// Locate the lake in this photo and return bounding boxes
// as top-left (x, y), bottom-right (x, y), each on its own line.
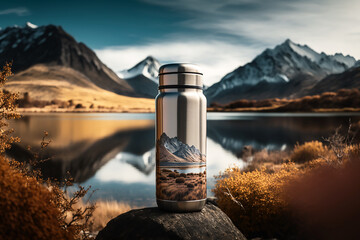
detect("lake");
top-left (8, 112), bottom-right (360, 207)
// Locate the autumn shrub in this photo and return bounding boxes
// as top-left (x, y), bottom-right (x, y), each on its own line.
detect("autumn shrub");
top-left (290, 141), bottom-right (329, 163)
top-left (213, 163), bottom-right (303, 238)
top-left (0, 156), bottom-right (73, 239)
top-left (214, 125), bottom-right (360, 239)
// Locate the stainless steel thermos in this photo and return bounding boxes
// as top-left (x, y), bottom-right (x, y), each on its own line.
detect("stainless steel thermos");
top-left (155, 63), bottom-right (207, 212)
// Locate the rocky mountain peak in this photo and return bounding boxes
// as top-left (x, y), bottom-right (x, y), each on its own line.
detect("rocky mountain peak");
top-left (0, 23), bottom-right (136, 96)
top-left (205, 39), bottom-right (357, 104)
top-left (119, 55), bottom-right (160, 83)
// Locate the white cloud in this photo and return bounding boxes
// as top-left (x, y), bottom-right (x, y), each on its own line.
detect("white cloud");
top-left (185, 0), bottom-right (360, 59)
top-left (95, 39), bottom-right (259, 86)
top-left (143, 0), bottom-right (360, 59)
top-left (0, 7), bottom-right (29, 16)
top-left (96, 0), bottom-right (360, 86)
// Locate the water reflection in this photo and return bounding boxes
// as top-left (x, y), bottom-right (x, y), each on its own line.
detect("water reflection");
top-left (208, 114), bottom-right (360, 158)
top-left (7, 113), bottom-right (360, 206)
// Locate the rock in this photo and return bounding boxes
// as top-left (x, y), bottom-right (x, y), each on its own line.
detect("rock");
top-left (96, 201), bottom-right (246, 240)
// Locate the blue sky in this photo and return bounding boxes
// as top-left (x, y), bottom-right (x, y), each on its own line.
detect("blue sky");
top-left (1, 0), bottom-right (360, 85)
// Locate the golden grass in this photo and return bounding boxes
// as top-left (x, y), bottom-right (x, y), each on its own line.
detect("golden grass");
top-left (72, 200), bottom-right (133, 233)
top-left (291, 141), bottom-right (329, 163)
top-left (6, 64), bottom-right (155, 113)
top-left (213, 139), bottom-right (360, 239)
top-left (214, 163), bottom-right (302, 238)
top-left (209, 88), bottom-right (360, 112)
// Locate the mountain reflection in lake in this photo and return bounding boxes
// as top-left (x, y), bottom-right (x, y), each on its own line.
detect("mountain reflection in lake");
top-left (8, 112), bottom-right (360, 207)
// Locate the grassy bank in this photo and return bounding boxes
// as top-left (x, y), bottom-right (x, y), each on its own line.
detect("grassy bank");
top-left (213, 126), bottom-right (360, 239)
top-left (209, 88), bottom-right (360, 112)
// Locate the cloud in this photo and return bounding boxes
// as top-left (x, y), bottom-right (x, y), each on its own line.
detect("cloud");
top-left (95, 38), bottom-right (260, 86)
top-left (96, 0), bottom-right (360, 86)
top-left (143, 0), bottom-right (360, 59)
top-left (0, 7), bottom-right (30, 16)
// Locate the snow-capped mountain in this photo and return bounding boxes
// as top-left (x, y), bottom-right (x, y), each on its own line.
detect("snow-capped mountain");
top-left (158, 133), bottom-right (205, 163)
top-left (118, 56), bottom-right (160, 98)
top-left (118, 56), bottom-right (160, 83)
top-left (205, 39), bottom-right (357, 104)
top-left (0, 22), bottom-right (142, 97)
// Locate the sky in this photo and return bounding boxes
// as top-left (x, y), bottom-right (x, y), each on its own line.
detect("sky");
top-left (1, 0), bottom-right (360, 85)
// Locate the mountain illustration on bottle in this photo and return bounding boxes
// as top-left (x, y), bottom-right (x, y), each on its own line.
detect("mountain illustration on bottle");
top-left (157, 133), bottom-right (206, 163)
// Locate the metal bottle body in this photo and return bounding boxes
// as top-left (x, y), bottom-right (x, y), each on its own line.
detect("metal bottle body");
top-left (155, 64), bottom-right (206, 212)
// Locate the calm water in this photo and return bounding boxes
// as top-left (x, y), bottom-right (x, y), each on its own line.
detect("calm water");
top-left (8, 112), bottom-right (360, 207)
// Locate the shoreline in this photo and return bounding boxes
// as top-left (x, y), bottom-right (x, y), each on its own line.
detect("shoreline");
top-left (207, 107), bottom-right (360, 113)
top-left (17, 107), bottom-right (155, 114)
top-left (16, 107), bottom-right (360, 114)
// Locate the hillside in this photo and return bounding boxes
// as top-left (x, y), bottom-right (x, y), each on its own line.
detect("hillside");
top-left (205, 39), bottom-right (357, 105)
top-left (5, 64), bottom-right (154, 112)
top-left (209, 88), bottom-right (360, 112)
top-left (0, 23), bottom-right (138, 96)
top-left (307, 66), bottom-right (360, 95)
top-left (0, 23), bottom-right (156, 111)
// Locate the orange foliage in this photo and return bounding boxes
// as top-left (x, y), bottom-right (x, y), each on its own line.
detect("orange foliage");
top-left (0, 156), bottom-right (73, 239)
top-left (213, 163), bottom-right (302, 238)
top-left (291, 141), bottom-right (329, 163)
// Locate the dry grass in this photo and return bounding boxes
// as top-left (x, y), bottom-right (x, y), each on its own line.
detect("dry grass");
top-left (6, 64), bottom-right (154, 112)
top-left (214, 163), bottom-right (302, 239)
top-left (290, 141), bottom-right (329, 163)
top-left (209, 88), bottom-right (360, 112)
top-left (73, 200), bottom-right (132, 233)
top-left (214, 128), bottom-right (360, 239)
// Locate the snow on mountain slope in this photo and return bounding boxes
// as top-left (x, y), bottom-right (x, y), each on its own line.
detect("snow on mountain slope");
top-left (118, 56), bottom-right (160, 83)
top-left (331, 53), bottom-right (356, 68)
top-left (287, 39), bottom-right (355, 71)
top-left (26, 22), bottom-right (38, 29)
top-left (287, 40), bottom-right (321, 63)
top-left (205, 39), bottom-right (357, 104)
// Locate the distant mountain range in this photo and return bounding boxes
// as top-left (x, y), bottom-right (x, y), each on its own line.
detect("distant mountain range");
top-left (0, 22), bottom-right (158, 104)
top-left (1, 22), bottom-right (359, 106)
top-left (158, 133), bottom-right (205, 163)
top-left (205, 39), bottom-right (359, 105)
top-left (0, 22), bottom-right (136, 95)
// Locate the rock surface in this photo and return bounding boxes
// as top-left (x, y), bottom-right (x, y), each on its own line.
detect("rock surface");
top-left (96, 201), bottom-right (246, 240)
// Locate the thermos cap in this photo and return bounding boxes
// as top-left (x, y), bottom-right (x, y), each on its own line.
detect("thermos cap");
top-left (159, 63), bottom-right (202, 76)
top-left (158, 63), bottom-right (203, 89)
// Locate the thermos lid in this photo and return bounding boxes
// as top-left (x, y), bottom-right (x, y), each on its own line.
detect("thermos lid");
top-left (159, 63), bottom-right (202, 75)
top-left (158, 63), bottom-right (203, 89)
